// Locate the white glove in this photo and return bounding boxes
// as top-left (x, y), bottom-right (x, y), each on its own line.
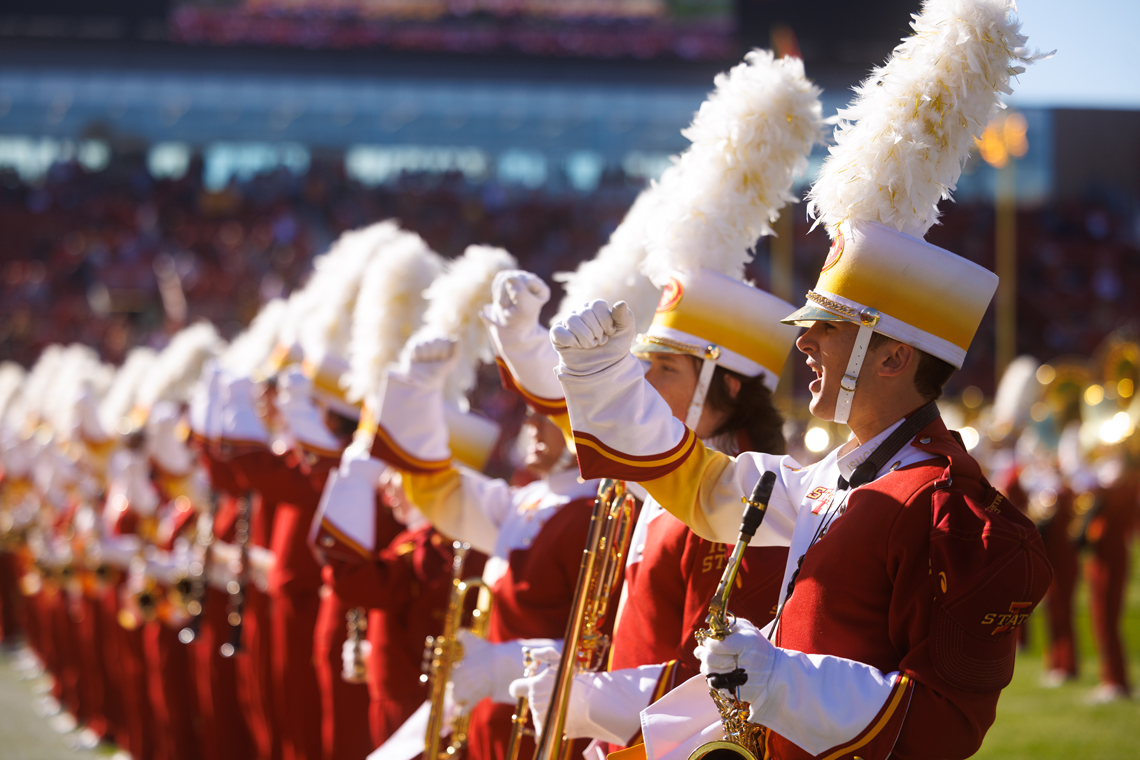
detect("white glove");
top-left (489, 271), bottom-right (550, 331)
top-left (189, 361), bottom-right (222, 440)
top-left (340, 445), bottom-right (388, 487)
top-left (550, 300), bottom-right (636, 378)
top-left (219, 374), bottom-right (269, 444)
top-left (694, 617), bottom-right (773, 710)
top-left (276, 367), bottom-right (340, 452)
top-left (449, 633), bottom-right (557, 715)
top-left (401, 337), bottom-right (459, 390)
top-left (509, 655), bottom-right (660, 745)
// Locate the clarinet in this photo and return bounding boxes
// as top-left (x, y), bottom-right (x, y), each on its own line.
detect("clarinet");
top-left (178, 490), bottom-right (219, 645)
top-left (220, 493), bottom-right (251, 658)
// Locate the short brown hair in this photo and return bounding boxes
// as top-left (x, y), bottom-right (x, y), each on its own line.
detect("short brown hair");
top-left (868, 332), bottom-right (955, 402)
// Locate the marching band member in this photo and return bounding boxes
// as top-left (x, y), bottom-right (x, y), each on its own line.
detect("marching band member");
top-left (505, 48), bottom-right (820, 754)
top-left (312, 223), bottom-right (444, 756)
top-left (309, 226), bottom-right (447, 750)
top-left (549, 4), bottom-right (1052, 759)
top-left (357, 244), bottom-right (613, 760)
top-left (1074, 332), bottom-right (1139, 702)
top-left (216, 223), bottom-right (395, 760)
top-left (191, 299), bottom-right (290, 760)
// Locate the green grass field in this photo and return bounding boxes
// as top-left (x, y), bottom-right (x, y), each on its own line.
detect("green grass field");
top-left (973, 546), bottom-right (1140, 759)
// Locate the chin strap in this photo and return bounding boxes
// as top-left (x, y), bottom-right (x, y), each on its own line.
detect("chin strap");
top-left (684, 346), bottom-right (721, 432)
top-left (832, 310), bottom-right (881, 426)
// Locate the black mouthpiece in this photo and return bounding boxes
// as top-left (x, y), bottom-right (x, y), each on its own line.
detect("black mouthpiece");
top-left (740, 471), bottom-right (776, 540)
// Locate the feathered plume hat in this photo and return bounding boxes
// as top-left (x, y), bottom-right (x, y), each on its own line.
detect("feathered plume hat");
top-left (221, 298), bottom-right (289, 380)
top-left (99, 347), bottom-right (158, 438)
top-left (404, 244), bottom-right (518, 407)
top-left (552, 176), bottom-right (672, 335)
top-left (631, 49), bottom-right (823, 427)
top-left (786, 0), bottom-right (1047, 423)
top-left (134, 322), bottom-right (225, 417)
top-left (344, 230), bottom-right (444, 406)
top-left (300, 221), bottom-right (399, 417)
top-left (394, 244), bottom-right (516, 469)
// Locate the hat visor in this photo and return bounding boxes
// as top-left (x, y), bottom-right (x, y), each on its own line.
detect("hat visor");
top-left (631, 336), bottom-right (697, 361)
top-left (780, 302), bottom-right (860, 327)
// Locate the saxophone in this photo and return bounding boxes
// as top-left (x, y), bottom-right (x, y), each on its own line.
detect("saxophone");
top-left (342, 607), bottom-right (369, 684)
top-left (174, 491), bottom-right (218, 644)
top-left (220, 494), bottom-right (251, 658)
top-left (422, 541), bottom-right (493, 760)
top-left (687, 472), bottom-right (776, 760)
top-left (507, 478), bottom-right (635, 760)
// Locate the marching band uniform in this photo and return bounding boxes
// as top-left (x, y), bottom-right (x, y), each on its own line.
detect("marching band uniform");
top-left (552, 226), bottom-right (1052, 760)
top-left (223, 368), bottom-right (344, 760)
top-left (1084, 457), bottom-right (1137, 698)
top-left (486, 267), bottom-right (798, 751)
top-left (503, 45), bottom-right (824, 750)
top-left (323, 504), bottom-right (488, 746)
top-left (304, 359), bottom-right (375, 760)
top-left (103, 444), bottom-right (159, 760)
top-left (549, 4), bottom-right (1054, 750)
top-left (361, 333), bottom-right (605, 760)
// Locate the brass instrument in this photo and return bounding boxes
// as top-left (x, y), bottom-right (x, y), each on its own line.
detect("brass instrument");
top-left (512, 478), bottom-right (634, 760)
top-left (688, 472), bottom-right (776, 760)
top-left (422, 541), bottom-right (493, 760)
top-left (221, 494), bottom-right (251, 658)
top-left (176, 491), bottom-right (219, 644)
top-left (342, 607), bottom-right (369, 684)
top-left (119, 571), bottom-right (162, 629)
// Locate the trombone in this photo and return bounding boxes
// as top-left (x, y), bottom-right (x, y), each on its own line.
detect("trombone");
top-left (507, 478), bottom-right (635, 760)
top-left (688, 472), bottom-right (776, 760)
top-left (422, 541), bottom-right (492, 760)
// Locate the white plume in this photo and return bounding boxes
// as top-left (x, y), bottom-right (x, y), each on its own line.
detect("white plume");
top-left (552, 178), bottom-right (670, 334)
top-left (0, 363), bottom-right (25, 426)
top-left (99, 347), bottom-right (158, 435)
top-left (221, 298), bottom-right (289, 378)
top-left (47, 345), bottom-right (108, 438)
top-left (807, 0), bottom-right (1048, 237)
top-left (345, 230), bottom-right (444, 404)
top-left (20, 345), bottom-right (65, 431)
top-left (136, 323), bottom-right (225, 410)
top-left (642, 49), bottom-right (824, 286)
top-left (405, 244), bottom-right (517, 405)
top-left (299, 221), bottom-right (399, 365)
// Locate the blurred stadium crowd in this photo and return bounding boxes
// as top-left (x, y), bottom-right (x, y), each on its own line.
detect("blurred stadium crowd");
top-left (1, 154), bottom-right (1138, 400)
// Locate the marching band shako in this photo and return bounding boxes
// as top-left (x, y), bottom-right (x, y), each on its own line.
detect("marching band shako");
top-left (782, 221), bottom-right (1000, 424)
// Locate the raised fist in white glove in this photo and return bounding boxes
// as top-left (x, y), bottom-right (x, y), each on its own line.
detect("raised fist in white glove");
top-left (508, 653), bottom-right (658, 745)
top-left (694, 617), bottom-right (773, 710)
top-left (488, 270), bottom-right (550, 331)
top-left (402, 337), bottom-right (459, 390)
top-left (549, 300), bottom-right (636, 378)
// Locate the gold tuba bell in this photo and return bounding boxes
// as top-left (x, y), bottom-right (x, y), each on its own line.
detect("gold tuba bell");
top-left (688, 472), bottom-right (776, 760)
top-left (422, 541), bottom-right (493, 760)
top-left (506, 478), bottom-right (635, 760)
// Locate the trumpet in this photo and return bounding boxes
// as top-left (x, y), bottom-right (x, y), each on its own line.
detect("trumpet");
top-left (422, 541), bottom-right (492, 760)
top-left (509, 478), bottom-right (634, 760)
top-left (688, 472), bottom-right (776, 760)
